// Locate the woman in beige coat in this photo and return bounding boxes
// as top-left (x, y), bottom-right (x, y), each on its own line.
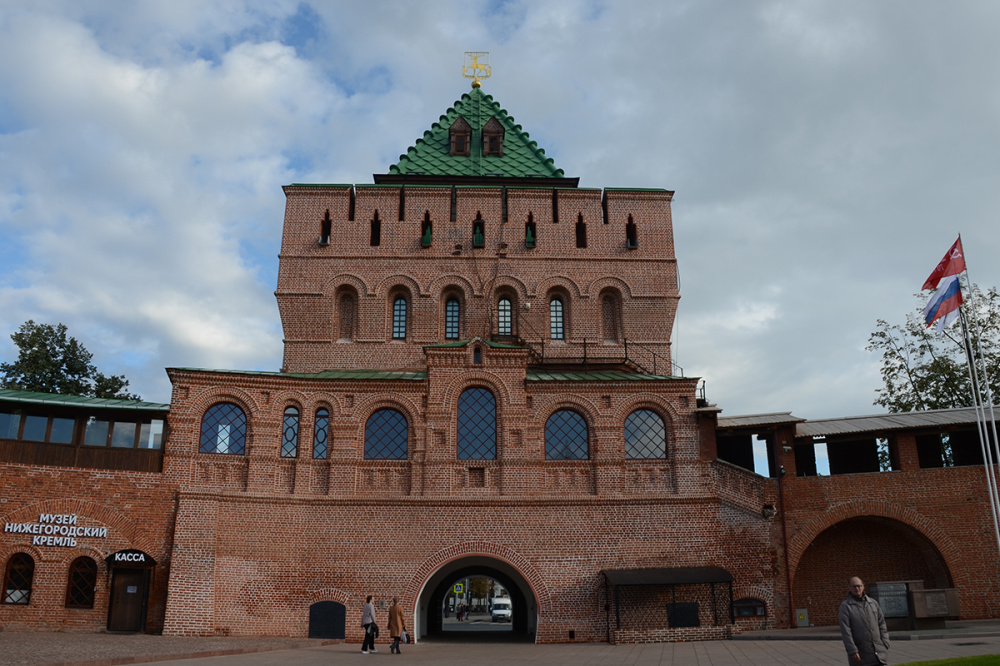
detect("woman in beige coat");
top-left (387, 596), bottom-right (407, 654)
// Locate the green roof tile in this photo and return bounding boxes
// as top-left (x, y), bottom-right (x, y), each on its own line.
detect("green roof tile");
top-left (389, 87), bottom-right (565, 179)
top-left (526, 371), bottom-right (682, 382)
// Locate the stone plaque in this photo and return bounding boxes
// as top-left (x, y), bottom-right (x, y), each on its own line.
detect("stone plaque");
top-left (875, 583), bottom-right (909, 618)
top-left (925, 591), bottom-right (950, 617)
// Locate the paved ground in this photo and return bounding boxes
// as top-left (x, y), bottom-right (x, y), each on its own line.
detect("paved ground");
top-left (4, 620), bottom-right (1000, 666)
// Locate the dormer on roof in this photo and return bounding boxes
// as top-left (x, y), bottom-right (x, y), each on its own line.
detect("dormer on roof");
top-left (482, 117), bottom-right (504, 156)
top-left (450, 116), bottom-right (472, 156)
top-left (377, 86), bottom-right (578, 187)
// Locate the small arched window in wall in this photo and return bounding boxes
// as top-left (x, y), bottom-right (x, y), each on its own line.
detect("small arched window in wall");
top-left (3, 553), bottom-right (34, 604)
top-left (365, 408), bottom-right (408, 459)
top-left (576, 214), bottom-right (587, 248)
top-left (338, 290), bottom-right (357, 342)
top-left (370, 210), bottom-right (381, 247)
top-left (65, 556), bottom-right (98, 609)
top-left (450, 116), bottom-right (472, 156)
top-left (525, 213), bottom-right (536, 248)
top-left (474, 346), bottom-right (482, 365)
top-left (472, 212), bottom-right (485, 248)
top-left (550, 297), bottom-right (565, 340)
top-left (733, 598), bottom-right (767, 618)
top-left (497, 297), bottom-right (513, 337)
top-left (199, 403), bottom-right (248, 455)
top-left (392, 296), bottom-right (408, 339)
top-left (626, 214), bottom-right (638, 249)
top-left (482, 117), bottom-right (505, 156)
top-left (624, 409), bottom-right (667, 459)
top-left (445, 297), bottom-right (461, 339)
top-left (602, 292), bottom-right (622, 343)
top-left (545, 409), bottom-right (589, 460)
top-left (313, 408), bottom-right (329, 460)
top-left (457, 387), bottom-right (497, 460)
top-left (281, 407), bottom-right (299, 458)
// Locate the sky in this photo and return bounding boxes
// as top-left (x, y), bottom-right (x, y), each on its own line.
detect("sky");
top-left (1, 0), bottom-right (998, 422)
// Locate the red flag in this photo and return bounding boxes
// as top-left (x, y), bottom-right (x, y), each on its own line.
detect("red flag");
top-left (922, 237), bottom-right (966, 291)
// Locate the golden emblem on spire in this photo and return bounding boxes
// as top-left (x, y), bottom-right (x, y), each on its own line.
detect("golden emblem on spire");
top-left (463, 52), bottom-right (491, 88)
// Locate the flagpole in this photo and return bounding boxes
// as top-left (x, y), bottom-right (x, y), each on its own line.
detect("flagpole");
top-left (959, 306), bottom-right (1000, 557)
top-left (955, 238), bottom-right (1000, 557)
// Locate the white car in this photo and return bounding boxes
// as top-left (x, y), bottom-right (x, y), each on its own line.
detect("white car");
top-left (491, 598), bottom-right (512, 622)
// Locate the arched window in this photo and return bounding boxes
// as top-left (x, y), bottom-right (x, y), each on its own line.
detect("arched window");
top-left (445, 298), bottom-right (461, 339)
top-left (458, 387), bottom-right (497, 460)
top-left (313, 408), bottom-right (329, 460)
top-left (199, 403), bottom-right (247, 455)
top-left (392, 296), bottom-right (408, 339)
top-left (550, 297), bottom-right (565, 340)
top-left (281, 407), bottom-right (299, 458)
top-left (3, 553), bottom-right (34, 604)
top-left (602, 292), bottom-right (621, 343)
top-left (545, 410), bottom-right (589, 460)
top-left (65, 556), bottom-right (97, 609)
top-left (497, 298), bottom-right (513, 337)
top-left (624, 409), bottom-right (667, 459)
top-left (525, 213), bottom-right (537, 249)
top-left (338, 291), bottom-right (356, 341)
top-left (365, 409), bottom-right (408, 459)
top-left (472, 213), bottom-right (485, 248)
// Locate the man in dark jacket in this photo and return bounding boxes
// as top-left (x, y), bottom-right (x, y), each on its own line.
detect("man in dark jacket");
top-left (838, 577), bottom-right (890, 665)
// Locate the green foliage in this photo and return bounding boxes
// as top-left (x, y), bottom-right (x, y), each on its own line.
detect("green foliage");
top-left (868, 284), bottom-right (1000, 413)
top-left (0, 320), bottom-right (141, 401)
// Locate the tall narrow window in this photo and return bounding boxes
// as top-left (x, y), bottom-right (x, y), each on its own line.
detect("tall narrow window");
top-left (457, 388), bottom-right (497, 460)
top-left (445, 298), bottom-right (461, 339)
top-left (472, 213), bottom-right (485, 248)
top-left (497, 298), bottom-right (512, 336)
top-left (625, 409), bottom-right (667, 459)
top-left (550, 298), bottom-right (565, 340)
top-left (421, 211), bottom-right (432, 247)
top-left (199, 403), bottom-right (247, 455)
top-left (281, 407), bottom-right (299, 458)
top-left (602, 293), bottom-right (621, 343)
top-left (339, 292), bottom-right (356, 341)
top-left (3, 553), bottom-right (34, 604)
top-left (313, 408), bottom-right (329, 460)
top-left (65, 556), bottom-right (97, 609)
top-left (365, 409), bottom-right (408, 459)
top-left (626, 214), bottom-right (638, 249)
top-left (370, 211), bottom-right (381, 246)
top-left (320, 209), bottom-right (332, 245)
top-left (576, 214), bottom-right (587, 248)
top-left (482, 117), bottom-right (505, 156)
top-left (392, 297), bottom-right (408, 339)
top-left (525, 213), bottom-right (536, 248)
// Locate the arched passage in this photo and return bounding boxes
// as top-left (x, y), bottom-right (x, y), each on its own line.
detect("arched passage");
top-left (793, 516), bottom-right (953, 626)
top-left (416, 555), bottom-right (537, 643)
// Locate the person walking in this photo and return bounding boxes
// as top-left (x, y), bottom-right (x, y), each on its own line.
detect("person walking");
top-left (838, 577), bottom-right (890, 665)
top-left (361, 595), bottom-right (378, 654)
top-left (388, 596), bottom-right (407, 654)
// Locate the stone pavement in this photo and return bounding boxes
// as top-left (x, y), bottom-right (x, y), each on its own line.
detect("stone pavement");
top-left (3, 623), bottom-right (1000, 666)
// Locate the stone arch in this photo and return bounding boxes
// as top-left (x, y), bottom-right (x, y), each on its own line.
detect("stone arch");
top-left (786, 500), bottom-right (960, 578)
top-left (586, 276), bottom-right (634, 299)
top-left (408, 541), bottom-right (550, 641)
top-left (489, 275), bottom-right (530, 301)
top-left (437, 370), bottom-right (514, 414)
top-left (536, 275), bottom-right (584, 300)
top-left (374, 274), bottom-right (423, 299)
top-left (426, 274), bottom-right (477, 300)
top-left (321, 273), bottom-right (371, 299)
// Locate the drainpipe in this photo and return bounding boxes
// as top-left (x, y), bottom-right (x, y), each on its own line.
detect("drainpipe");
top-left (776, 436), bottom-right (794, 629)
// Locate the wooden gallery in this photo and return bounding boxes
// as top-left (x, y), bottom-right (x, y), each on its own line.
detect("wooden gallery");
top-left (2, 83), bottom-right (997, 643)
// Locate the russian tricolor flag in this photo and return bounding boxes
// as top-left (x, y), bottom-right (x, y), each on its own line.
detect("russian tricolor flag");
top-left (922, 274), bottom-right (963, 333)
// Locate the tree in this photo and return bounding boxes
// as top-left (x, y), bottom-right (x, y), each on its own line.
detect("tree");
top-left (0, 320), bottom-right (141, 400)
top-left (867, 284), bottom-right (1000, 413)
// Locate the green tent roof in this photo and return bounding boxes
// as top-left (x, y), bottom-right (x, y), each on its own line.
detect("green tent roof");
top-left (388, 87), bottom-right (566, 179)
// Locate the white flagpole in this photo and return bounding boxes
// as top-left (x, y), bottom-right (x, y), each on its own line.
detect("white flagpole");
top-left (954, 237), bottom-right (1000, 556)
top-left (959, 307), bottom-right (1000, 557)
